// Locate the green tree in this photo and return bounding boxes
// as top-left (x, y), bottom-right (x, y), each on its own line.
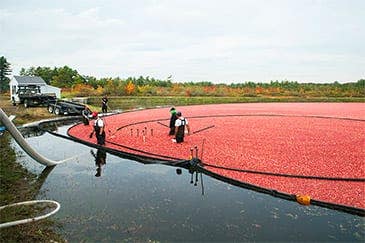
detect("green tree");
top-left (19, 66), bottom-right (56, 84)
top-left (0, 56), bottom-right (12, 92)
top-left (356, 79), bottom-right (365, 87)
top-left (20, 65), bottom-right (82, 87)
top-left (50, 66), bottom-right (79, 88)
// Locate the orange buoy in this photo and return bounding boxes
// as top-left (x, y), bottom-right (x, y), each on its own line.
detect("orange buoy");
top-left (296, 195), bottom-right (311, 205)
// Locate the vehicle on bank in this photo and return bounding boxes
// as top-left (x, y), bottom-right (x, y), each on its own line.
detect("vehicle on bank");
top-left (9, 76), bottom-right (61, 107)
top-left (13, 85), bottom-right (58, 108)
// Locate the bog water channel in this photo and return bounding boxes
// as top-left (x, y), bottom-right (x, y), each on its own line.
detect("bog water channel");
top-left (12, 122), bottom-right (365, 242)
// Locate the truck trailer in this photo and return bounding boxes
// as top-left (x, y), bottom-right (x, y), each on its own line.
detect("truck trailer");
top-left (47, 100), bottom-right (86, 116)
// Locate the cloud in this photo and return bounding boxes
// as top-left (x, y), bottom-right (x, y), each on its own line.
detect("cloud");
top-left (1, 0), bottom-right (364, 83)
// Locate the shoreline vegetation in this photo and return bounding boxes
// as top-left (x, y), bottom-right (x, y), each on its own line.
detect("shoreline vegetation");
top-left (0, 95), bottom-right (64, 242)
top-left (0, 90), bottom-right (364, 241)
top-left (0, 134), bottom-right (64, 242)
top-left (15, 66), bottom-right (365, 99)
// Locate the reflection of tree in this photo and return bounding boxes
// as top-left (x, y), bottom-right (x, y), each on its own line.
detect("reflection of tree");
top-left (20, 120), bottom-right (77, 138)
top-left (90, 149), bottom-right (107, 177)
top-left (20, 127), bottom-right (46, 138)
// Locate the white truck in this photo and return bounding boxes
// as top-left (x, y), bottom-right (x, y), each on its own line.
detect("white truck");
top-left (12, 85), bottom-right (57, 108)
top-left (10, 76), bottom-right (61, 107)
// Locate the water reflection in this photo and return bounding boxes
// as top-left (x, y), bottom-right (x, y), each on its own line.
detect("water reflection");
top-left (28, 165), bottom-right (56, 198)
top-left (90, 149), bottom-right (107, 177)
top-left (11, 122), bottom-right (365, 242)
top-left (19, 120), bottom-right (74, 138)
top-left (20, 126), bottom-right (47, 138)
top-left (176, 167), bottom-right (205, 196)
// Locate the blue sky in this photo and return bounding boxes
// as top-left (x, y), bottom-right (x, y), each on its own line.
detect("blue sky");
top-left (1, 0), bottom-right (364, 83)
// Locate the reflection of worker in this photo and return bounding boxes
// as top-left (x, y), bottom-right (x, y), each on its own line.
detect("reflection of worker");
top-left (91, 149), bottom-right (107, 177)
top-left (94, 113), bottom-right (105, 145)
top-left (101, 96), bottom-right (108, 113)
top-left (173, 112), bottom-right (190, 143)
top-left (82, 106), bottom-right (92, 125)
top-left (169, 107), bottom-right (178, 135)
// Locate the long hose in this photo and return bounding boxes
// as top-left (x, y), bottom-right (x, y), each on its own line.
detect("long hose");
top-left (0, 200), bottom-right (60, 229)
top-left (0, 165), bottom-right (61, 228)
top-left (0, 108), bottom-right (78, 166)
top-left (0, 109), bottom-right (83, 228)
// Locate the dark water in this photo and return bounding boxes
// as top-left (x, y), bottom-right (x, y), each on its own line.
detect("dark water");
top-left (12, 124), bottom-right (365, 242)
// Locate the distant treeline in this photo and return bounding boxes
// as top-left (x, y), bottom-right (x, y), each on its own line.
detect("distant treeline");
top-left (19, 66), bottom-right (365, 97)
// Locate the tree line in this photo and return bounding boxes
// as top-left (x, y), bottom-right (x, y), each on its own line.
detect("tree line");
top-left (0, 58), bottom-right (364, 97)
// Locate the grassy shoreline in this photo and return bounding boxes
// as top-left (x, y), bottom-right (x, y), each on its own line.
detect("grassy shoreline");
top-left (0, 134), bottom-right (64, 242)
top-left (0, 94), bottom-right (64, 242)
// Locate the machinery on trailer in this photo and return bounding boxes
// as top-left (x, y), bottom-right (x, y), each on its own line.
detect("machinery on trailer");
top-left (47, 100), bottom-right (86, 116)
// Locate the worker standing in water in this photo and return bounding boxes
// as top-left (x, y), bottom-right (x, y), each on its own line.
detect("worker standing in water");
top-left (169, 107), bottom-right (178, 135)
top-left (172, 111), bottom-right (190, 143)
top-left (94, 113), bottom-right (105, 145)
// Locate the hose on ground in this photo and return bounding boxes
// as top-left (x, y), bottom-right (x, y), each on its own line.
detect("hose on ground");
top-left (0, 200), bottom-right (60, 229)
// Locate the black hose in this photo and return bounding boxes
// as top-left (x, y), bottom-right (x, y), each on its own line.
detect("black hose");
top-left (157, 121), bottom-right (169, 128)
top-left (202, 163), bottom-right (365, 182)
top-left (192, 125), bottom-right (215, 134)
top-left (197, 164), bottom-right (365, 217)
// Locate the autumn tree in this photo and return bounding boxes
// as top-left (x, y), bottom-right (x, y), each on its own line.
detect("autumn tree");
top-left (104, 79), bottom-right (126, 95)
top-left (125, 81), bottom-right (135, 95)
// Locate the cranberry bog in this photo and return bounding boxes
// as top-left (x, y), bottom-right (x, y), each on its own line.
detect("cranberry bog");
top-left (67, 103), bottom-right (365, 215)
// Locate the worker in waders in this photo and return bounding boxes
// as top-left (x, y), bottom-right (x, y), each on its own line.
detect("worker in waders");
top-left (101, 95), bottom-right (108, 113)
top-left (82, 106), bottom-right (92, 125)
top-left (172, 111), bottom-right (190, 143)
top-left (169, 107), bottom-right (178, 135)
top-left (94, 113), bottom-right (105, 145)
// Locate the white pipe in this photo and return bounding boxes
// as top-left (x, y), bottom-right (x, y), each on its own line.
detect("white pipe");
top-left (0, 108), bottom-right (66, 166)
top-left (0, 200), bottom-right (61, 228)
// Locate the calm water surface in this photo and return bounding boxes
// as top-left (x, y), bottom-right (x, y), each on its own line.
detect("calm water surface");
top-left (12, 124), bottom-right (365, 242)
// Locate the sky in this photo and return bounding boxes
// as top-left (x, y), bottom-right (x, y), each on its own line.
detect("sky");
top-left (1, 0), bottom-right (364, 83)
